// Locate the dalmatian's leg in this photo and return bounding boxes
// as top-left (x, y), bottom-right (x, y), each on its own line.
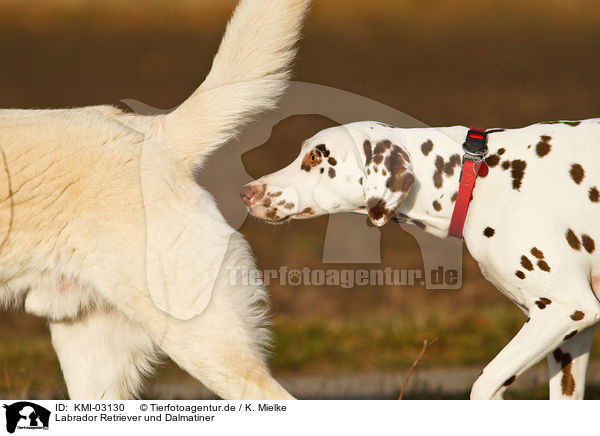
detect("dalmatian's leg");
top-left (470, 286), bottom-right (599, 400)
top-left (546, 324), bottom-right (597, 400)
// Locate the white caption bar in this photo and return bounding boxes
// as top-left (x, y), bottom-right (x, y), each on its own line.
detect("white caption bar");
top-left (0, 400), bottom-right (594, 436)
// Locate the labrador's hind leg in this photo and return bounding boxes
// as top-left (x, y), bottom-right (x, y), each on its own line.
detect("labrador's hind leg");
top-left (50, 309), bottom-right (159, 400)
top-left (140, 235), bottom-right (293, 400)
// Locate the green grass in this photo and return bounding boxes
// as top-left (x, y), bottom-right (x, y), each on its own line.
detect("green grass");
top-left (0, 333), bottom-right (65, 398)
top-left (269, 305), bottom-right (526, 373)
top-left (0, 304), bottom-right (527, 393)
top-left (5, 304), bottom-right (600, 398)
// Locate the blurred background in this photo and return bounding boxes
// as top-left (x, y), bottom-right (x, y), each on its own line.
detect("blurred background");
top-left (1, 0), bottom-right (600, 399)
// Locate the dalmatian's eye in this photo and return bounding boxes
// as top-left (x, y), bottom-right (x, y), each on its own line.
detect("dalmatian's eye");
top-left (301, 149), bottom-right (322, 171)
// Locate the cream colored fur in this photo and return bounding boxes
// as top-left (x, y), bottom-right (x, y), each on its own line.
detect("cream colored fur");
top-left (0, 0), bottom-right (310, 399)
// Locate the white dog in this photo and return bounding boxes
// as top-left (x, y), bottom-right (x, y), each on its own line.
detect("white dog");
top-left (0, 0), bottom-right (310, 400)
top-left (242, 120), bottom-right (600, 399)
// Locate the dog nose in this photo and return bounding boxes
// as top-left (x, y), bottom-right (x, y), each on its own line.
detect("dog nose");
top-left (240, 184), bottom-right (257, 206)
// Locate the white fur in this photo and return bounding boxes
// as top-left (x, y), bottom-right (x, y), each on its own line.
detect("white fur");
top-left (0, 0), bottom-right (311, 399)
top-left (246, 120), bottom-right (600, 399)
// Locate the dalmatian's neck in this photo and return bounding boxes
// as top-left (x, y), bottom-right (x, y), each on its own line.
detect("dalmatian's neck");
top-left (361, 123), bottom-right (470, 238)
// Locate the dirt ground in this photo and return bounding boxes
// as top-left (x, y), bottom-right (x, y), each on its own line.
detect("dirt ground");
top-left (1, 0), bottom-right (600, 397)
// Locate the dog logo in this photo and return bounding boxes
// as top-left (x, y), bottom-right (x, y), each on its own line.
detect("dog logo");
top-left (2, 402), bottom-right (50, 433)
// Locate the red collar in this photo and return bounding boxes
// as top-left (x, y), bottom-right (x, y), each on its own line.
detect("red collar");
top-left (448, 128), bottom-right (489, 239)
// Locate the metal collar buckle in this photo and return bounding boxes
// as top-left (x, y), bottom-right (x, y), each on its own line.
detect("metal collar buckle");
top-left (462, 128), bottom-right (488, 163)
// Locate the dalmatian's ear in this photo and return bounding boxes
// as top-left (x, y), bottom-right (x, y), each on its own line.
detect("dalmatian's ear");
top-left (361, 140), bottom-right (415, 226)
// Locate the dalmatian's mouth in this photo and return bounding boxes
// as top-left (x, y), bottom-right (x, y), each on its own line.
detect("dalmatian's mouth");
top-left (245, 205), bottom-right (314, 224)
top-left (268, 214), bottom-right (292, 224)
top-left (261, 208), bottom-right (317, 223)
top-left (249, 208), bottom-right (293, 224)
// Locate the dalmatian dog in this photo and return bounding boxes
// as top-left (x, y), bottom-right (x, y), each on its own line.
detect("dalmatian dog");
top-left (241, 120), bottom-right (600, 399)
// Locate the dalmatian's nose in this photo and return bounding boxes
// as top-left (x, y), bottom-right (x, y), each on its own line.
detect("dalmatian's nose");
top-left (240, 184), bottom-right (258, 206)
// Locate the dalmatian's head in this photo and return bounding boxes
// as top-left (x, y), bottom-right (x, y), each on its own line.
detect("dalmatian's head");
top-left (241, 123), bottom-right (415, 226)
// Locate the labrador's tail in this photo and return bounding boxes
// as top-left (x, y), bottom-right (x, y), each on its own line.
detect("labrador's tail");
top-left (163, 0), bottom-right (311, 171)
